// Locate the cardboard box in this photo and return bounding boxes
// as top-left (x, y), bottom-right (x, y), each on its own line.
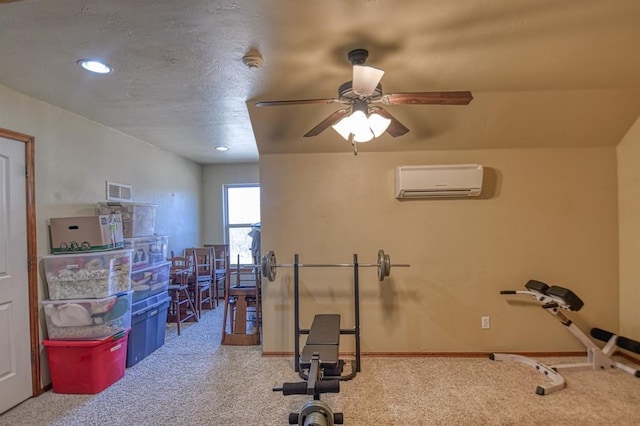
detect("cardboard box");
top-left (97, 202), bottom-right (157, 237)
top-left (50, 214), bottom-right (124, 254)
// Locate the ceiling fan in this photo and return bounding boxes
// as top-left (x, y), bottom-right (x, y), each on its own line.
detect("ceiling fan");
top-left (255, 49), bottom-right (473, 154)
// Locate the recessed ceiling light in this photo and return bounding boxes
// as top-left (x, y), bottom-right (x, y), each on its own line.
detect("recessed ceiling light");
top-left (215, 146), bottom-right (229, 151)
top-left (77, 59), bottom-right (113, 74)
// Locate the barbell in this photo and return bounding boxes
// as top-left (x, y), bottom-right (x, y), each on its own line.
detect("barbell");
top-left (260, 249), bottom-right (409, 282)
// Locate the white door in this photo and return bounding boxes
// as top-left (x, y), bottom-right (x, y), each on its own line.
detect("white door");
top-left (0, 136), bottom-right (32, 414)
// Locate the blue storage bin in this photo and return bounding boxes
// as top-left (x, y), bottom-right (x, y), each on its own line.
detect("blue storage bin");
top-left (126, 292), bottom-right (170, 367)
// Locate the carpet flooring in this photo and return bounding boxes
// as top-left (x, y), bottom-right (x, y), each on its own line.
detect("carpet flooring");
top-left (1, 306), bottom-right (639, 425)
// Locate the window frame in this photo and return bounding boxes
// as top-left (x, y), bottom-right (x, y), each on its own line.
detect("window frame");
top-left (223, 183), bottom-right (260, 266)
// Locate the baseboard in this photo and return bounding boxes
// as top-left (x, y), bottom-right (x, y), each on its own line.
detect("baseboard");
top-left (37, 383), bottom-right (52, 396)
top-left (263, 350), bottom-right (640, 372)
top-left (618, 351), bottom-right (640, 366)
top-left (262, 351), bottom-right (586, 358)
top-left (361, 351), bottom-right (587, 358)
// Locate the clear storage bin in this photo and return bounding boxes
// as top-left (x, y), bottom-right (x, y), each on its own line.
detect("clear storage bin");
top-left (96, 202), bottom-right (157, 238)
top-left (124, 235), bottom-right (169, 271)
top-left (43, 250), bottom-right (132, 300)
top-left (42, 291), bottom-right (133, 340)
top-left (130, 261), bottom-right (171, 303)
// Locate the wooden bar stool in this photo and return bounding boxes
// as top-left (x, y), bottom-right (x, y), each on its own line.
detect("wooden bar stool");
top-left (184, 248), bottom-right (215, 317)
top-left (167, 259), bottom-right (198, 335)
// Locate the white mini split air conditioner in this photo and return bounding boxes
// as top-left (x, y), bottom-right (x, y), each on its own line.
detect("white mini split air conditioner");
top-left (395, 164), bottom-right (483, 199)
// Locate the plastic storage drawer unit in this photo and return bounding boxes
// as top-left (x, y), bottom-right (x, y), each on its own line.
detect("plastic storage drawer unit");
top-left (124, 235), bottom-right (169, 271)
top-left (130, 261), bottom-right (171, 303)
top-left (43, 330), bottom-right (129, 394)
top-left (43, 249), bottom-right (133, 300)
top-left (42, 291), bottom-right (133, 340)
top-left (126, 292), bottom-right (170, 367)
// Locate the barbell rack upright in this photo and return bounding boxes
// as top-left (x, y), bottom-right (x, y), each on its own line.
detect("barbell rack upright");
top-left (353, 254), bottom-right (361, 373)
top-left (294, 254), bottom-right (301, 373)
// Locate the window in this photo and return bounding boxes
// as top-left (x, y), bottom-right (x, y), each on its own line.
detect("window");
top-left (224, 184), bottom-right (260, 265)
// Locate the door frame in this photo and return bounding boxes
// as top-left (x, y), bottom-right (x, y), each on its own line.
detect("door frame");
top-left (0, 127), bottom-right (40, 396)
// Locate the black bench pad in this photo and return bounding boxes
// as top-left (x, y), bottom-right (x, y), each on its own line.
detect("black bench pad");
top-left (306, 314), bottom-right (341, 345)
top-left (546, 285), bottom-right (584, 312)
top-left (525, 280), bottom-right (550, 294)
top-left (300, 345), bottom-right (339, 369)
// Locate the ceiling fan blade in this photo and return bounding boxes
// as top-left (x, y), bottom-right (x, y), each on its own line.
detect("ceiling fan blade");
top-left (303, 108), bottom-right (351, 137)
top-left (382, 91), bottom-right (473, 106)
top-left (370, 107), bottom-right (410, 137)
top-left (352, 65), bottom-right (385, 96)
top-left (255, 98), bottom-right (340, 107)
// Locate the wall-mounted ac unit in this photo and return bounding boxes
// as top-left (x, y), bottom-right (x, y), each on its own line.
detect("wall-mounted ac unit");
top-left (395, 164), bottom-right (483, 199)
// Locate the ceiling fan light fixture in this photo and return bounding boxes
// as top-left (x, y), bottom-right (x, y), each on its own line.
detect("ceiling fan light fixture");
top-left (353, 128), bottom-right (374, 143)
top-left (349, 109), bottom-right (370, 135)
top-left (368, 112), bottom-right (391, 137)
top-left (331, 115), bottom-right (352, 140)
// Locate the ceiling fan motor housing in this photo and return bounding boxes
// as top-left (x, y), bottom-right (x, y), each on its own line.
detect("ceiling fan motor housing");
top-left (348, 49), bottom-right (369, 65)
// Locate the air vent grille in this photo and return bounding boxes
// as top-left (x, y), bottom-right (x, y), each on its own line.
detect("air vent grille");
top-left (106, 181), bottom-right (133, 202)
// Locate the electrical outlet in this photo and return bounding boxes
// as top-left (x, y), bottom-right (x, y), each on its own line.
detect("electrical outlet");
top-left (481, 316), bottom-right (491, 329)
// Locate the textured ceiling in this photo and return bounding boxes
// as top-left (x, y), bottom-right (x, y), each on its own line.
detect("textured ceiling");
top-left (1, 0), bottom-right (640, 164)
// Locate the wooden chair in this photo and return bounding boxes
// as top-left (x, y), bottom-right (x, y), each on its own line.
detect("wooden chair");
top-left (167, 256), bottom-right (198, 334)
top-left (185, 247), bottom-right (215, 317)
top-left (210, 244), bottom-right (229, 305)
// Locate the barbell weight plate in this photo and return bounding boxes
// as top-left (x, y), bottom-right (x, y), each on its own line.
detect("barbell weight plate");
top-left (268, 251), bottom-right (277, 282)
top-left (261, 253), bottom-right (268, 279)
top-left (262, 251), bottom-right (277, 282)
top-left (384, 253), bottom-right (391, 278)
top-left (376, 249), bottom-right (392, 281)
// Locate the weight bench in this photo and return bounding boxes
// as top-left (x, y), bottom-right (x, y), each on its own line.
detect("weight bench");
top-left (491, 279), bottom-right (640, 395)
top-left (273, 253), bottom-right (365, 425)
top-left (274, 314), bottom-right (345, 425)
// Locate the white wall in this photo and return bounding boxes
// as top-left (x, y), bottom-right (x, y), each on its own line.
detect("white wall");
top-left (202, 163), bottom-right (260, 244)
top-left (0, 83), bottom-right (202, 385)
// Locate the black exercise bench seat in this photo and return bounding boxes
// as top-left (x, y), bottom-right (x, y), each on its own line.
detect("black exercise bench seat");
top-left (299, 314), bottom-right (341, 369)
top-left (306, 314), bottom-right (341, 345)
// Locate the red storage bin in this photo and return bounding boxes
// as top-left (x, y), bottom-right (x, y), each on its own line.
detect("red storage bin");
top-left (43, 330), bottom-right (129, 394)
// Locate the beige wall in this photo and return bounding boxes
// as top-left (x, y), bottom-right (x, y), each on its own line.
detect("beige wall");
top-left (617, 116), bottom-right (640, 342)
top-left (260, 148), bottom-right (619, 354)
top-left (202, 163), bottom-right (260, 244)
top-left (0, 83), bottom-right (202, 385)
